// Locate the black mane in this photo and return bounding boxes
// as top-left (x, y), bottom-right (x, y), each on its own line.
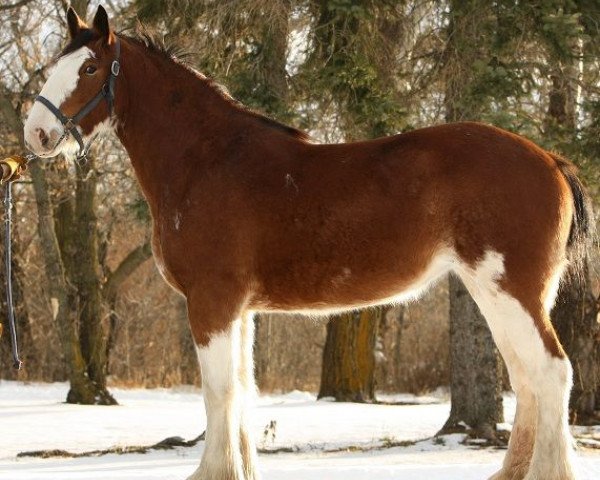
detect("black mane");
top-left (121, 30), bottom-right (192, 64)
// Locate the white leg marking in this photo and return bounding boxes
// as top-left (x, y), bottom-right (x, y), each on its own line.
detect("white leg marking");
top-left (190, 321), bottom-right (245, 480)
top-left (456, 252), bottom-right (576, 480)
top-left (239, 311), bottom-right (260, 480)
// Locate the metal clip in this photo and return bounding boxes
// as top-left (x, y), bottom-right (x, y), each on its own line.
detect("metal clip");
top-left (76, 150), bottom-right (88, 165)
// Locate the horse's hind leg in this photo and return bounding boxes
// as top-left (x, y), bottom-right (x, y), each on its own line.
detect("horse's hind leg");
top-left (457, 252), bottom-right (575, 480)
top-left (488, 343), bottom-right (536, 480)
top-left (502, 309), bottom-right (574, 480)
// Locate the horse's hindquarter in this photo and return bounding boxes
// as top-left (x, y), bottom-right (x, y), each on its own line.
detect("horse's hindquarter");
top-left (250, 122), bottom-right (572, 312)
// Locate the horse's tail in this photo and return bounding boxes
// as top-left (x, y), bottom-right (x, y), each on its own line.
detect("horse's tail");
top-left (550, 152), bottom-right (595, 276)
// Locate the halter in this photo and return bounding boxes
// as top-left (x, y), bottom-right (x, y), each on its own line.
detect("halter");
top-left (35, 38), bottom-right (120, 161)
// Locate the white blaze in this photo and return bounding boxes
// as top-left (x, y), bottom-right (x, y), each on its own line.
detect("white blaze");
top-left (24, 47), bottom-right (93, 156)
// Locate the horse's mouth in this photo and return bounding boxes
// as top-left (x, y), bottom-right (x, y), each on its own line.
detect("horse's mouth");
top-left (26, 133), bottom-right (74, 159)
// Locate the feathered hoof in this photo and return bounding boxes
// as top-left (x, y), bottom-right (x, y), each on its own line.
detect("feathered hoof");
top-left (186, 464), bottom-right (252, 480)
top-left (488, 464), bottom-right (531, 480)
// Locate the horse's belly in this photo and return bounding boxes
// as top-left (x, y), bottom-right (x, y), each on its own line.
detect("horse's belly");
top-left (251, 246), bottom-right (454, 313)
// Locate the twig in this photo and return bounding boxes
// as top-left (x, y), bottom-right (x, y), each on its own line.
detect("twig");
top-left (0, 0), bottom-right (34, 12)
top-left (17, 432), bottom-right (206, 459)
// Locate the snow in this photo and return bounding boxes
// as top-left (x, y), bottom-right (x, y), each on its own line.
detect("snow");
top-left (0, 381), bottom-right (599, 480)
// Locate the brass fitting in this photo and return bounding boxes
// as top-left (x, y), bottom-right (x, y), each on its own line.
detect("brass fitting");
top-left (0, 155), bottom-right (28, 183)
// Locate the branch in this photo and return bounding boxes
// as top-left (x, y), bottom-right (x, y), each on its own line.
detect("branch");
top-left (0, 86), bottom-right (23, 143)
top-left (104, 242), bottom-right (152, 301)
top-left (0, 0), bottom-right (34, 12)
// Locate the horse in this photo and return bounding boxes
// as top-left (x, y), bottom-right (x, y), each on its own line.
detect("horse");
top-left (23, 6), bottom-right (593, 480)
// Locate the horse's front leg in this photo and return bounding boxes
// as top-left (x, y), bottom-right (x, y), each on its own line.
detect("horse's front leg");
top-left (239, 311), bottom-right (260, 479)
top-left (186, 291), bottom-right (258, 480)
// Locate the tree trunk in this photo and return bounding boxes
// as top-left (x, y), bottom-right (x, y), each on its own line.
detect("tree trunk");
top-left (51, 155), bottom-right (115, 404)
top-left (72, 157), bottom-right (115, 404)
top-left (254, 313), bottom-right (271, 390)
top-left (30, 161), bottom-right (97, 403)
top-left (394, 306), bottom-right (406, 389)
top-left (177, 296), bottom-right (199, 385)
top-left (552, 267), bottom-right (599, 424)
top-left (318, 308), bottom-right (380, 402)
top-left (544, 57), bottom-right (600, 424)
top-left (103, 240), bottom-right (152, 372)
top-left (311, 1), bottom-right (399, 402)
top-left (254, 0), bottom-right (292, 121)
top-left (441, 0), bottom-right (504, 436)
top-left (246, 1), bottom-right (291, 393)
top-left (441, 276), bottom-right (504, 437)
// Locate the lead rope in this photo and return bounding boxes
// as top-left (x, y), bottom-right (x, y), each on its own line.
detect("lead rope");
top-left (1, 153), bottom-right (32, 370)
top-left (4, 180), bottom-right (22, 369)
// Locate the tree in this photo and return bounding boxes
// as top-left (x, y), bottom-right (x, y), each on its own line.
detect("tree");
top-left (440, 0), bottom-right (504, 438)
top-left (0, 3), bottom-right (34, 376)
top-left (318, 309), bottom-right (380, 401)
top-left (42, 1), bottom-right (154, 404)
top-left (533, 2), bottom-right (600, 423)
top-left (304, 0), bottom-right (408, 402)
top-left (0, 1), bottom-right (88, 387)
top-left (0, 1), bottom-right (152, 402)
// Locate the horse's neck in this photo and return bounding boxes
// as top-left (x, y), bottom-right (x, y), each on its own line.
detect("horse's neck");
top-left (114, 41), bottom-right (238, 205)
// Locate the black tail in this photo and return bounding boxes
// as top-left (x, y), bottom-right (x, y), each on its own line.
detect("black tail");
top-left (550, 152), bottom-right (595, 274)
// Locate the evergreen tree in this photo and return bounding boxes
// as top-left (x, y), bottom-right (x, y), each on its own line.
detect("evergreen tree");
top-left (440, 0), bottom-right (504, 438)
top-left (302, 0), bottom-right (408, 402)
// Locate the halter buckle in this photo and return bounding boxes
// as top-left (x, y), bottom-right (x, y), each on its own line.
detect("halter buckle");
top-left (111, 60), bottom-right (120, 76)
top-left (64, 118), bottom-right (75, 131)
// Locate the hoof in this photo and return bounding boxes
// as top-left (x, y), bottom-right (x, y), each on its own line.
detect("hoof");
top-left (522, 469), bottom-right (576, 480)
top-left (488, 471), bottom-right (507, 480)
top-left (186, 464), bottom-right (255, 480)
top-left (488, 465), bottom-right (529, 480)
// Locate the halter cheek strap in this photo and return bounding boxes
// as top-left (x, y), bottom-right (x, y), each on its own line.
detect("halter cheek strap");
top-left (35, 38), bottom-right (121, 160)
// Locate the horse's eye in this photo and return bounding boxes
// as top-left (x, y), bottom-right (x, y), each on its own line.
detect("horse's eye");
top-left (84, 65), bottom-right (97, 75)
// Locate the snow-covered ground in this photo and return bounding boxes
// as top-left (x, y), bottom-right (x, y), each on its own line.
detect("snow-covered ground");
top-left (0, 381), bottom-right (599, 480)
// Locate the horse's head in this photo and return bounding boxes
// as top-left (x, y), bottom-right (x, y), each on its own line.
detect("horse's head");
top-left (24, 6), bottom-right (118, 158)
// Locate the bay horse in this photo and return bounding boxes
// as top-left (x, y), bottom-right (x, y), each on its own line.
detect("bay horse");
top-left (24, 6), bottom-right (592, 480)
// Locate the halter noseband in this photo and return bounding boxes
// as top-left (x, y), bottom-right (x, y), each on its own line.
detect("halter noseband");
top-left (35, 38), bottom-right (121, 160)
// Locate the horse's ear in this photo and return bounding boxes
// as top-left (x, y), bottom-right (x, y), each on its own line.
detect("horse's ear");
top-left (92, 5), bottom-right (114, 43)
top-left (66, 7), bottom-right (87, 39)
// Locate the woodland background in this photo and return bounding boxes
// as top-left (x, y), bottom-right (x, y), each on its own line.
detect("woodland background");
top-left (0, 0), bottom-right (599, 440)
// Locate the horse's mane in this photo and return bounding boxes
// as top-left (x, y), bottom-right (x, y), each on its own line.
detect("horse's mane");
top-left (61, 28), bottom-right (308, 141)
top-left (121, 30), bottom-right (191, 65)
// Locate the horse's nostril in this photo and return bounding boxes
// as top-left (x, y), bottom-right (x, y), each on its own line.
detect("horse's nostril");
top-left (36, 128), bottom-right (49, 148)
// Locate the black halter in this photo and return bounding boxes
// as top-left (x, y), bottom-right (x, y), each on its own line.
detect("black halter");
top-left (35, 38), bottom-right (120, 160)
